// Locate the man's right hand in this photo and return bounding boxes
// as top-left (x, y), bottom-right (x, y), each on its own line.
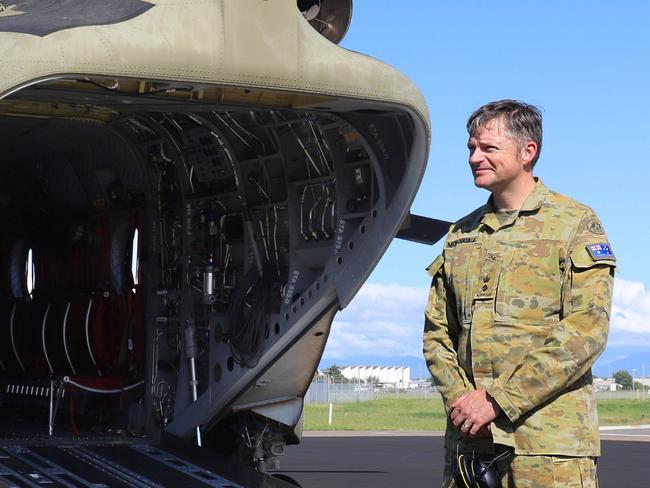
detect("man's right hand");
top-left (472, 424), bottom-right (492, 438)
top-left (447, 398), bottom-right (492, 438)
top-left (449, 389), bottom-right (501, 437)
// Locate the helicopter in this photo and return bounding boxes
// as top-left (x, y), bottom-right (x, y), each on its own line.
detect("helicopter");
top-left (0, 1), bottom-right (447, 486)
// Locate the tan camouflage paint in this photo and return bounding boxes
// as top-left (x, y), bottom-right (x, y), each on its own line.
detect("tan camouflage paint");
top-left (424, 179), bottom-right (615, 457)
top-left (442, 452), bottom-right (598, 487)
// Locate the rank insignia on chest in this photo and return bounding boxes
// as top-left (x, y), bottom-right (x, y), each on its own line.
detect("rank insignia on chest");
top-left (586, 243), bottom-right (614, 260)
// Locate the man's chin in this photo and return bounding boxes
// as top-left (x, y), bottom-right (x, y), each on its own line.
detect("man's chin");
top-left (473, 177), bottom-right (494, 190)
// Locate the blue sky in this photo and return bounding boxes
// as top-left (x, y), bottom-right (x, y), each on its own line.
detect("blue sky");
top-left (322, 1), bottom-right (650, 376)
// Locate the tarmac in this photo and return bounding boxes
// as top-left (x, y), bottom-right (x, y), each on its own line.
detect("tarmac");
top-left (274, 428), bottom-right (650, 487)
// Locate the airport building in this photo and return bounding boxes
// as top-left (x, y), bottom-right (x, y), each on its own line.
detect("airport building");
top-left (340, 366), bottom-right (411, 388)
top-left (593, 377), bottom-right (617, 391)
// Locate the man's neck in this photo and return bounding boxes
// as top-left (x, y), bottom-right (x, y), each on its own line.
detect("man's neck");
top-left (491, 176), bottom-right (536, 212)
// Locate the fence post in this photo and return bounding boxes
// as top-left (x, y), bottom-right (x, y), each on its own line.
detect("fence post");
top-left (326, 375), bottom-right (330, 404)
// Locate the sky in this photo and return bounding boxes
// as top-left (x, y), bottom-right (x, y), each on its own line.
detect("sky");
top-left (321, 1), bottom-right (650, 377)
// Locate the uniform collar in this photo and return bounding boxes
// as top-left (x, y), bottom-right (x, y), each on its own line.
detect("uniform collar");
top-left (520, 178), bottom-right (549, 212)
top-left (480, 178), bottom-right (548, 231)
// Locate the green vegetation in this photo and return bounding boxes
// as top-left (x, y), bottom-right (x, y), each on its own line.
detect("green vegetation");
top-left (597, 399), bottom-right (650, 425)
top-left (323, 365), bottom-right (349, 383)
top-left (634, 382), bottom-right (650, 392)
top-left (304, 398), bottom-right (650, 431)
top-left (304, 398), bottom-right (447, 431)
top-left (614, 370), bottom-right (633, 390)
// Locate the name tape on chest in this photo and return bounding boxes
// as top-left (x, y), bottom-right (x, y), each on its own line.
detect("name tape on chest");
top-left (446, 236), bottom-right (477, 248)
top-left (586, 243), bottom-right (614, 261)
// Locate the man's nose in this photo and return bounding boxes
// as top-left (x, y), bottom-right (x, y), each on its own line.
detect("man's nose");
top-left (469, 149), bottom-right (483, 165)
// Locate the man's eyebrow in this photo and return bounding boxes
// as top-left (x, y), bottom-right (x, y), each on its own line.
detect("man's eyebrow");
top-left (476, 138), bottom-right (498, 146)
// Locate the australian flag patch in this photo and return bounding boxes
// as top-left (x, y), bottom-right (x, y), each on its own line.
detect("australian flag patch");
top-left (586, 243), bottom-right (615, 261)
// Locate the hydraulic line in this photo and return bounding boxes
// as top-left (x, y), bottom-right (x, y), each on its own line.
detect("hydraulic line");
top-left (62, 300), bottom-right (77, 375)
top-left (242, 205), bottom-right (264, 277)
top-left (184, 320), bottom-right (202, 447)
top-left (214, 113), bottom-right (251, 148)
top-left (62, 377), bottom-right (145, 394)
top-left (41, 303), bottom-right (53, 374)
top-left (84, 296), bottom-right (102, 376)
top-left (10, 303), bottom-right (25, 372)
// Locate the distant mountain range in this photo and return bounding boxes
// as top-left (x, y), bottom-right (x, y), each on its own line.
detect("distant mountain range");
top-left (321, 347), bottom-right (650, 381)
top-left (593, 347), bottom-right (650, 378)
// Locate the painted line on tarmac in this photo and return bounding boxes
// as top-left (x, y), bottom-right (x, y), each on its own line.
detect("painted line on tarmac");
top-left (600, 433), bottom-right (650, 442)
top-left (303, 430), bottom-right (444, 437)
top-left (601, 434), bottom-right (650, 437)
top-left (304, 427), bottom-right (650, 441)
top-left (600, 425), bottom-right (650, 430)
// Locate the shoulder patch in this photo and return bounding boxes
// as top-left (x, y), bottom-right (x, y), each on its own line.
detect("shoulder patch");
top-left (587, 219), bottom-right (605, 235)
top-left (586, 243), bottom-right (615, 261)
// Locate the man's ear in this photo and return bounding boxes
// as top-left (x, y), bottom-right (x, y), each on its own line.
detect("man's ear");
top-left (521, 141), bottom-right (538, 169)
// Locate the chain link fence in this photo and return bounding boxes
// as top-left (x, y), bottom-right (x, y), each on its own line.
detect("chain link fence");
top-left (304, 380), bottom-right (649, 404)
top-left (304, 380), bottom-right (438, 404)
top-left (595, 390), bottom-right (650, 400)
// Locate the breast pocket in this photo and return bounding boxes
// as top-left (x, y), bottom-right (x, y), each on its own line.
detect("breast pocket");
top-left (448, 242), bottom-right (482, 325)
top-left (495, 239), bottom-right (562, 325)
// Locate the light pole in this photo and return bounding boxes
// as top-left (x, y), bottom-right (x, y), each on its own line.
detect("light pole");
top-left (643, 362), bottom-right (646, 400)
top-left (632, 369), bottom-right (637, 399)
top-left (608, 359), bottom-right (617, 399)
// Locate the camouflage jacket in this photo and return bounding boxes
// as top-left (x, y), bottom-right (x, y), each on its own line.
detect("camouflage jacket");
top-left (423, 180), bottom-right (615, 456)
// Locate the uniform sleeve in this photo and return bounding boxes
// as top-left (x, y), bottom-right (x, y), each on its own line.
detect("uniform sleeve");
top-left (423, 253), bottom-right (475, 406)
top-left (486, 211), bottom-right (615, 422)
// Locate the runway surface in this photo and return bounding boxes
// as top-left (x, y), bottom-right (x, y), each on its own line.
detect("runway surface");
top-left (275, 430), bottom-right (650, 487)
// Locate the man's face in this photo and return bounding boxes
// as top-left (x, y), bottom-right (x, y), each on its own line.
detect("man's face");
top-left (467, 118), bottom-right (529, 192)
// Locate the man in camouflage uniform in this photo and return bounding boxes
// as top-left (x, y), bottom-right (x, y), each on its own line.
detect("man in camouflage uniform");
top-left (423, 100), bottom-right (615, 487)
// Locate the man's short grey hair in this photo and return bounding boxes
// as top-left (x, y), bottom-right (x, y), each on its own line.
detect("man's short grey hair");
top-left (467, 100), bottom-right (543, 167)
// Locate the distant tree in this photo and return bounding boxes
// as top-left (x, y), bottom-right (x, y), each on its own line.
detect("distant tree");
top-left (614, 370), bottom-right (633, 390)
top-left (365, 375), bottom-right (380, 386)
top-left (634, 381), bottom-right (649, 392)
top-left (324, 364), bottom-right (348, 383)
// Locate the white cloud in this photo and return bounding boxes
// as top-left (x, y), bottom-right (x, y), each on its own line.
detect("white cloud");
top-left (322, 278), bottom-right (650, 360)
top-left (323, 283), bottom-right (428, 360)
top-left (610, 278), bottom-right (650, 334)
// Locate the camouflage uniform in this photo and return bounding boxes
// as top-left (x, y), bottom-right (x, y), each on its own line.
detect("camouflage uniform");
top-left (442, 452), bottom-right (598, 488)
top-left (424, 180), bottom-right (615, 486)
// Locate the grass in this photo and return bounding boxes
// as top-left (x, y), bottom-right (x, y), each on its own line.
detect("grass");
top-left (304, 398), bottom-right (447, 431)
top-left (597, 399), bottom-right (650, 426)
top-left (303, 398), bottom-right (650, 431)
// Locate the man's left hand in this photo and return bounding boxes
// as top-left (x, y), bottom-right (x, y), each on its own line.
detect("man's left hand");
top-left (449, 389), bottom-right (501, 437)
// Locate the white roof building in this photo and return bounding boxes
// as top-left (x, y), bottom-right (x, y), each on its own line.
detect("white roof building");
top-left (340, 366), bottom-right (410, 388)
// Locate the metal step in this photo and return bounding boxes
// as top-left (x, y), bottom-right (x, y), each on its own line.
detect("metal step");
top-left (0, 440), bottom-right (292, 488)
